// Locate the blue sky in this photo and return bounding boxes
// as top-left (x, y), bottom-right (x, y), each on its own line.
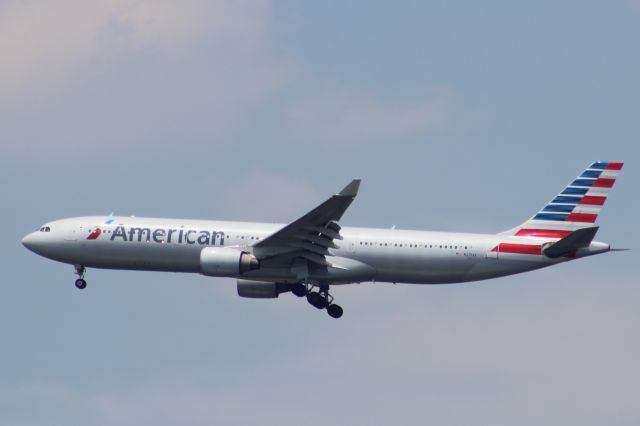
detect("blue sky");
top-left (1, 1), bottom-right (638, 424)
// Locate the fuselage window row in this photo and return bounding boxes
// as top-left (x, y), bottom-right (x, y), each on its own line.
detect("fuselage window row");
top-left (358, 241), bottom-right (471, 250)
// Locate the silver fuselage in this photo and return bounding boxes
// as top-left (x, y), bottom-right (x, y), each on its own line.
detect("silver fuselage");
top-left (22, 216), bottom-right (610, 285)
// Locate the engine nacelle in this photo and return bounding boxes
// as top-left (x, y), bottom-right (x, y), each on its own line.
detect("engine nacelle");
top-left (200, 247), bottom-right (260, 277)
top-left (236, 280), bottom-right (302, 298)
top-left (237, 280), bottom-right (279, 298)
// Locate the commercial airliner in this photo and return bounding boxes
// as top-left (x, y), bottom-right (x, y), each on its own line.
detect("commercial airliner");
top-left (23, 162), bottom-right (624, 318)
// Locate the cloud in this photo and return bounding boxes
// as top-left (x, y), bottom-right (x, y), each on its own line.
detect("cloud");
top-left (0, 0), bottom-right (291, 160)
top-left (284, 92), bottom-right (455, 146)
top-left (299, 278), bottom-right (640, 425)
top-left (0, 0), bottom-right (268, 100)
top-left (93, 389), bottom-right (262, 426)
top-left (189, 172), bottom-right (323, 222)
top-left (5, 273), bottom-right (638, 426)
top-left (0, 0), bottom-right (456, 163)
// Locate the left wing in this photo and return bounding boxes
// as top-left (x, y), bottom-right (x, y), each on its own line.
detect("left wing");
top-left (251, 179), bottom-right (361, 269)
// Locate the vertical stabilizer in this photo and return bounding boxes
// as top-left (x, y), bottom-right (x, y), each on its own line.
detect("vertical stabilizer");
top-left (501, 162), bottom-right (624, 237)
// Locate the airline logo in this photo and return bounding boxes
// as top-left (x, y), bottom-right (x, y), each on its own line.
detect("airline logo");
top-left (86, 220), bottom-right (226, 246)
top-left (87, 228), bottom-right (101, 240)
top-left (498, 161), bottom-right (623, 254)
top-left (514, 161), bottom-right (623, 238)
top-left (529, 161), bottom-right (623, 224)
top-left (86, 219), bottom-right (114, 240)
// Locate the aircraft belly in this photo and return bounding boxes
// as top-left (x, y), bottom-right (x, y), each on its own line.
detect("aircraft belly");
top-left (354, 250), bottom-right (561, 284)
top-left (463, 259), bottom-right (550, 282)
top-left (355, 251), bottom-right (475, 284)
top-left (241, 257), bottom-right (376, 284)
top-left (76, 241), bottom-right (201, 272)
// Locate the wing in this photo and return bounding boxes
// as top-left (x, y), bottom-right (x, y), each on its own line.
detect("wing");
top-left (252, 179), bottom-right (361, 270)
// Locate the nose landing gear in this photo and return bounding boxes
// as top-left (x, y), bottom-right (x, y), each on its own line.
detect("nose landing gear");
top-left (74, 265), bottom-right (87, 289)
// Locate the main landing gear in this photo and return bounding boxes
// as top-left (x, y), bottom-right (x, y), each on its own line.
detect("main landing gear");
top-left (74, 265), bottom-right (87, 289)
top-left (291, 282), bottom-right (343, 319)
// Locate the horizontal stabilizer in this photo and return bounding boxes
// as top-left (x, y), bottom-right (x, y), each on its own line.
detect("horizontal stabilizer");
top-left (543, 226), bottom-right (599, 258)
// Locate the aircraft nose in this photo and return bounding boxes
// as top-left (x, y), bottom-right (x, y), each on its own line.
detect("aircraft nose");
top-left (22, 232), bottom-right (40, 252)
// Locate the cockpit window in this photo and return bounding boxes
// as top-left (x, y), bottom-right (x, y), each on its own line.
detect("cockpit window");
top-left (40, 227), bottom-right (45, 232)
top-left (45, 227), bottom-right (51, 232)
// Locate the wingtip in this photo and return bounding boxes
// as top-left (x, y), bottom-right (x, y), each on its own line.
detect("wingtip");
top-left (337, 178), bottom-right (361, 197)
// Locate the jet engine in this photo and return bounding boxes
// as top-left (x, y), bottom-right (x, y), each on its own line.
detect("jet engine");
top-left (237, 280), bottom-right (305, 298)
top-left (237, 280), bottom-right (279, 298)
top-left (200, 247), bottom-right (259, 276)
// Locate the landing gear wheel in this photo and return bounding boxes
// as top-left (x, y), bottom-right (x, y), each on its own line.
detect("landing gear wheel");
top-left (73, 265), bottom-right (87, 289)
top-left (327, 304), bottom-right (343, 319)
top-left (291, 283), bottom-right (306, 297)
top-left (306, 292), bottom-right (328, 309)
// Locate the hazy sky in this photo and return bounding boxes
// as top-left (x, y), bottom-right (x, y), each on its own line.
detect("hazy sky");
top-left (1, 1), bottom-right (638, 425)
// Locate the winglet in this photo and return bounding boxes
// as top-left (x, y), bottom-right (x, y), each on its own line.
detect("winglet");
top-left (337, 179), bottom-right (361, 197)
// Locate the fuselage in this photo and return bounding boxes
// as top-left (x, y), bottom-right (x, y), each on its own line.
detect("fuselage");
top-left (21, 216), bottom-right (610, 285)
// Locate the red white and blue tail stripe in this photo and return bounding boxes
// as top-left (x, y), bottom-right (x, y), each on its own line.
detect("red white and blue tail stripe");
top-left (501, 161), bottom-right (624, 238)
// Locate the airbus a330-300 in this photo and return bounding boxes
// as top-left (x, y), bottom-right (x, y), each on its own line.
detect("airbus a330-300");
top-left (23, 162), bottom-right (625, 318)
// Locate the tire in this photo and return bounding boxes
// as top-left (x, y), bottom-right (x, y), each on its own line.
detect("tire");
top-left (291, 283), bottom-right (306, 297)
top-left (75, 278), bottom-right (87, 289)
top-left (327, 304), bottom-right (343, 318)
top-left (306, 292), bottom-right (327, 309)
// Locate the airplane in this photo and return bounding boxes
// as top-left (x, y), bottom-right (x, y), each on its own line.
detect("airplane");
top-left (22, 162), bottom-right (625, 319)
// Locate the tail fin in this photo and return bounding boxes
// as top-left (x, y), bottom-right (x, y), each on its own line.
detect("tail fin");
top-left (501, 161), bottom-right (624, 237)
